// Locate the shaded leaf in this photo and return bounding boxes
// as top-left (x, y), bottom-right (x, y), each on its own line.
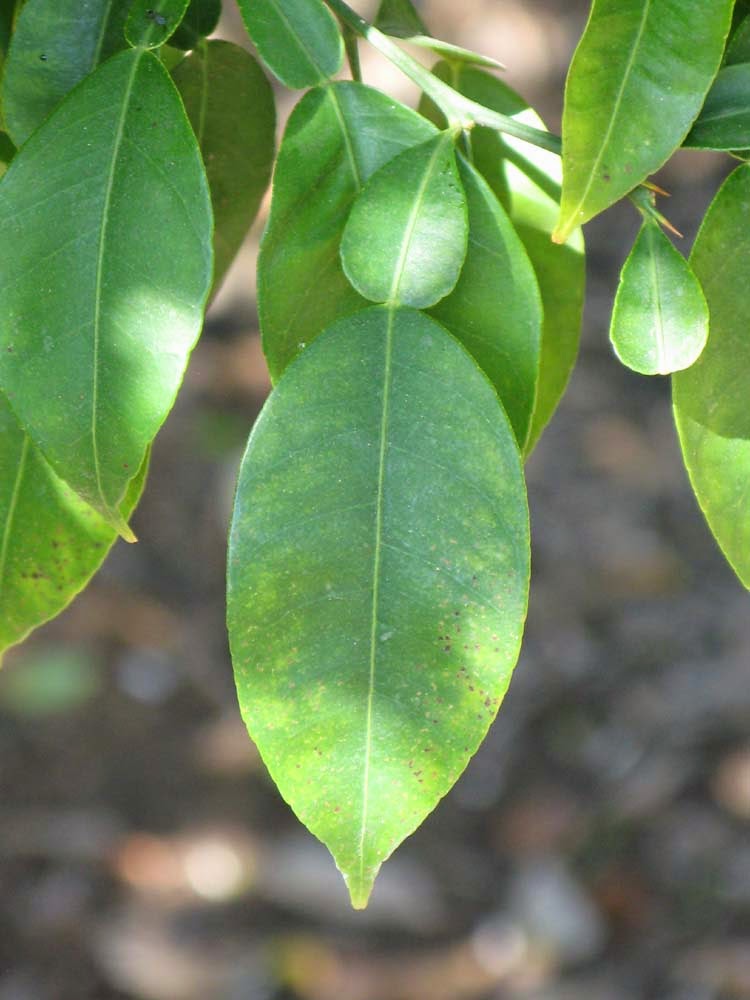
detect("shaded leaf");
top-left (125, 0), bottom-right (191, 49)
top-left (1, 0), bottom-right (130, 146)
top-left (725, 13), bottom-right (750, 65)
top-left (0, 392), bottom-right (148, 660)
top-left (555, 0), bottom-right (734, 241)
top-left (0, 49), bottom-right (212, 537)
top-left (673, 165), bottom-right (750, 588)
top-left (0, 131), bottom-right (14, 176)
top-left (373, 0), bottom-right (427, 38)
top-left (610, 220), bottom-right (708, 375)
top-left (172, 39), bottom-right (275, 293)
top-left (429, 157), bottom-right (542, 449)
top-left (684, 64), bottom-right (750, 150)
top-left (236, 0), bottom-right (343, 89)
top-left (228, 304), bottom-right (530, 908)
top-left (425, 64), bottom-right (585, 453)
top-left (259, 81), bottom-right (434, 380)
top-left (170, 0), bottom-right (221, 49)
top-left (340, 132), bottom-right (468, 308)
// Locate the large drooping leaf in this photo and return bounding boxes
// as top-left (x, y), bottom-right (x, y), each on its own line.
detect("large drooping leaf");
top-left (340, 133), bottom-right (468, 308)
top-left (170, 0), bottom-right (221, 49)
top-left (684, 64), bottom-right (750, 150)
top-left (172, 40), bottom-right (275, 293)
top-left (429, 157), bottom-right (542, 450)
top-left (0, 393), bottom-right (148, 661)
top-left (424, 64), bottom-right (585, 454)
top-left (228, 305), bottom-right (530, 908)
top-left (125, 0), bottom-right (191, 49)
top-left (673, 165), bottom-right (750, 588)
top-left (554, 0), bottom-right (734, 242)
top-left (236, 0), bottom-right (343, 89)
top-left (1, 0), bottom-right (130, 147)
top-left (259, 82), bottom-right (434, 380)
top-left (610, 220), bottom-right (708, 375)
top-left (0, 48), bottom-right (213, 538)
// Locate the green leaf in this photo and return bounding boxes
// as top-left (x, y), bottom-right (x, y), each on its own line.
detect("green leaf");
top-left (236, 0), bottom-right (343, 89)
top-left (1, 0), bottom-right (130, 147)
top-left (259, 81), bottom-right (434, 380)
top-left (172, 40), bottom-right (275, 293)
top-left (673, 165), bottom-right (750, 588)
top-left (429, 157), bottom-right (542, 450)
top-left (170, 0), bottom-right (220, 49)
top-left (227, 304), bottom-right (530, 908)
top-left (403, 37), bottom-right (504, 71)
top-left (125, 0), bottom-right (191, 49)
top-left (425, 64), bottom-right (585, 453)
top-left (610, 221), bottom-right (708, 376)
top-left (340, 133), bottom-right (468, 308)
top-left (373, 0), bottom-right (427, 38)
top-left (0, 131), bottom-right (14, 176)
top-left (555, 0), bottom-right (734, 242)
top-left (0, 392), bottom-right (148, 660)
top-left (684, 64), bottom-right (750, 150)
top-left (0, 48), bottom-right (212, 537)
top-left (725, 13), bottom-right (750, 65)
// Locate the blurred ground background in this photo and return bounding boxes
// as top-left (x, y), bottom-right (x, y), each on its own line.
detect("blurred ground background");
top-left (2, 1), bottom-right (750, 998)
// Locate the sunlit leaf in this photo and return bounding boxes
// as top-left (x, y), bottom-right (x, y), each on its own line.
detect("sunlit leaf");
top-left (236, 0), bottom-right (343, 89)
top-left (610, 220), bottom-right (708, 375)
top-left (228, 304), bottom-right (530, 908)
top-left (555, 0), bottom-right (734, 241)
top-left (172, 39), bottom-right (275, 293)
top-left (340, 132), bottom-right (468, 308)
top-left (673, 165), bottom-right (750, 588)
top-left (259, 81), bottom-right (433, 380)
top-left (0, 49), bottom-right (212, 537)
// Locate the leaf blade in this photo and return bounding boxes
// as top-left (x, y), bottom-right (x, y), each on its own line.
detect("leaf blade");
top-left (228, 305), bottom-right (530, 907)
top-left (673, 164), bottom-right (750, 587)
top-left (684, 63), bottom-right (750, 150)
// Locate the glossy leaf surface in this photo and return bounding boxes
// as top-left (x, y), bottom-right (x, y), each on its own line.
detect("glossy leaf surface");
top-left (228, 305), bottom-right (530, 908)
top-left (429, 157), bottom-right (542, 449)
top-left (684, 64), bottom-right (750, 150)
top-left (172, 40), bottom-right (275, 292)
top-left (427, 64), bottom-right (585, 453)
top-left (0, 393), bottom-right (148, 660)
top-left (373, 0), bottom-right (427, 38)
top-left (259, 82), bottom-right (433, 380)
top-left (236, 0), bottom-right (343, 89)
top-left (125, 0), bottom-right (190, 48)
top-left (610, 221), bottom-right (708, 375)
top-left (341, 133), bottom-right (468, 308)
top-left (171, 0), bottom-right (221, 49)
top-left (0, 49), bottom-right (213, 536)
top-left (555, 0), bottom-right (734, 241)
top-left (673, 165), bottom-right (750, 587)
top-left (2, 0), bottom-right (129, 146)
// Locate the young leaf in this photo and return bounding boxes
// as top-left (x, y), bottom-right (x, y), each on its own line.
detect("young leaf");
top-left (610, 221), bottom-right (708, 376)
top-left (429, 157), bottom-right (542, 450)
top-left (259, 82), bottom-right (434, 380)
top-left (1, 0), bottom-right (130, 147)
top-left (555, 0), bottom-right (734, 242)
top-left (673, 165), bottom-right (750, 588)
top-left (227, 305), bottom-right (530, 909)
top-left (125, 0), bottom-right (191, 49)
top-left (170, 0), bottom-right (221, 50)
top-left (425, 64), bottom-right (585, 454)
top-left (0, 49), bottom-right (212, 537)
top-left (684, 64), bottom-right (750, 150)
top-left (373, 0), bottom-right (427, 39)
top-left (0, 393), bottom-right (148, 661)
top-left (172, 40), bottom-right (275, 294)
top-left (236, 0), bottom-right (343, 89)
top-left (340, 133), bottom-right (468, 308)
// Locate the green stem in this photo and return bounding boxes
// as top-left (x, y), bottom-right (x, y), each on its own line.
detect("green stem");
top-left (324, 0), bottom-right (562, 155)
top-left (343, 23), bottom-right (362, 82)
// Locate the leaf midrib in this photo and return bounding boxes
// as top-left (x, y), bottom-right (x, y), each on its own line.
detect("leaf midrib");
top-left (91, 50), bottom-right (141, 520)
